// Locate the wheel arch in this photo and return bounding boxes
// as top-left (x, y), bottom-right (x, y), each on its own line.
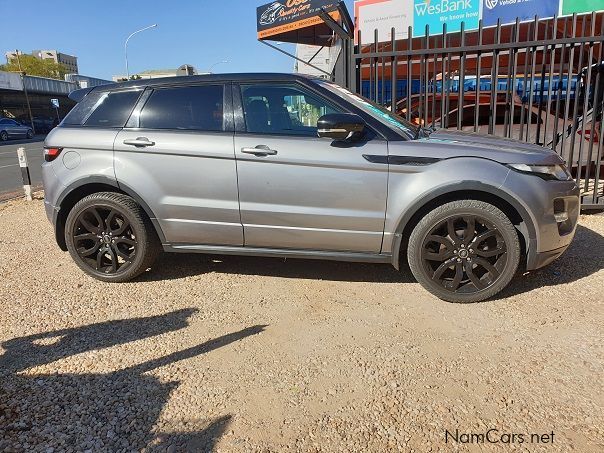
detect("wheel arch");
top-left (391, 182), bottom-right (537, 270)
top-left (53, 176), bottom-right (166, 251)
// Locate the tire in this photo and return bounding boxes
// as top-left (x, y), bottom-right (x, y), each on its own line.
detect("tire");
top-left (407, 200), bottom-right (520, 303)
top-left (65, 192), bottom-right (161, 282)
top-left (0, 131), bottom-right (7, 141)
top-left (26, 130), bottom-right (34, 139)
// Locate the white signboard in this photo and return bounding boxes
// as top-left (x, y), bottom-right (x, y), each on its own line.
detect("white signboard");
top-left (294, 44), bottom-right (340, 77)
top-left (51, 98), bottom-right (60, 108)
top-left (0, 70), bottom-right (23, 91)
top-left (355, 0), bottom-right (413, 45)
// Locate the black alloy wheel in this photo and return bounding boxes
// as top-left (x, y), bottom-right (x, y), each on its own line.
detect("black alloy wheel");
top-left (0, 131), bottom-right (7, 141)
top-left (408, 200), bottom-right (520, 303)
top-left (65, 192), bottom-right (160, 282)
top-left (73, 206), bottom-right (137, 274)
top-left (421, 215), bottom-right (507, 293)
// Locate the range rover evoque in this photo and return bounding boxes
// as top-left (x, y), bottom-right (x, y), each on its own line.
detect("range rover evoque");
top-left (42, 74), bottom-right (580, 303)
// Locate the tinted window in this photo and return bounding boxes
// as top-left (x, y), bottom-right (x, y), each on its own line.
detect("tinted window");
top-left (83, 90), bottom-right (142, 127)
top-left (240, 83), bottom-right (340, 135)
top-left (0, 119), bottom-right (17, 125)
top-left (139, 85), bottom-right (224, 131)
top-left (62, 90), bottom-right (103, 125)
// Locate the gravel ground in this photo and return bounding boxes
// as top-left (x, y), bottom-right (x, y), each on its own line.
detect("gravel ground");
top-left (0, 196), bottom-right (603, 452)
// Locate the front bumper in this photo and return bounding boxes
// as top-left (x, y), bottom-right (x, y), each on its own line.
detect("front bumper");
top-left (519, 179), bottom-right (580, 270)
top-left (529, 244), bottom-right (570, 270)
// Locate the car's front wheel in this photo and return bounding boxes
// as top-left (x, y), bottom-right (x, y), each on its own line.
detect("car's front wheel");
top-left (0, 131), bottom-right (7, 141)
top-left (407, 200), bottom-right (520, 303)
top-left (65, 192), bottom-right (160, 282)
top-left (26, 129), bottom-right (34, 139)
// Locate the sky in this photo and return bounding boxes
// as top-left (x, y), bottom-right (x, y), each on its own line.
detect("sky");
top-left (1, 0), bottom-right (354, 81)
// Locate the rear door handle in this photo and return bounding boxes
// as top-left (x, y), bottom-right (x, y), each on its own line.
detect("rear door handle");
top-left (123, 137), bottom-right (155, 147)
top-left (241, 145), bottom-right (278, 156)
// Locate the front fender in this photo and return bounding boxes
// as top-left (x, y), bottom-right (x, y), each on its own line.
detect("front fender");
top-left (383, 157), bottom-right (538, 269)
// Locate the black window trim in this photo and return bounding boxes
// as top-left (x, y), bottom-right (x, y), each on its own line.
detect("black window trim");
top-left (123, 82), bottom-right (233, 133)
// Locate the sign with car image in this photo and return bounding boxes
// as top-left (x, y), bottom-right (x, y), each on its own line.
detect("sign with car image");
top-left (257, 0), bottom-right (340, 39)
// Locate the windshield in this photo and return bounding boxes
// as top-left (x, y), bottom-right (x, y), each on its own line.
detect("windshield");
top-left (314, 80), bottom-right (419, 139)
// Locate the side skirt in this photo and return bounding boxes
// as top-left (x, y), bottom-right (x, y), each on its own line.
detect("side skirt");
top-left (164, 244), bottom-right (393, 264)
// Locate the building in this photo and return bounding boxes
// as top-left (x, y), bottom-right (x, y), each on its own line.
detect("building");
top-left (0, 70), bottom-right (112, 129)
top-left (5, 49), bottom-right (79, 74)
top-left (112, 64), bottom-right (201, 82)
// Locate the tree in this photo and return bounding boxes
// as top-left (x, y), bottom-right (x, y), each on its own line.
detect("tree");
top-left (0, 54), bottom-right (69, 80)
top-left (116, 75), bottom-right (142, 82)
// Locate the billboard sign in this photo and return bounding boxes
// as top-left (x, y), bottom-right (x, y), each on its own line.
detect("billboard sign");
top-left (562, 0), bottom-right (603, 14)
top-left (354, 0), bottom-right (413, 44)
top-left (412, 0), bottom-right (480, 37)
top-left (483, 0), bottom-right (559, 26)
top-left (257, 0), bottom-right (340, 39)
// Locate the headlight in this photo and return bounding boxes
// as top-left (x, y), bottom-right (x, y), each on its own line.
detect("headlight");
top-left (507, 163), bottom-right (572, 181)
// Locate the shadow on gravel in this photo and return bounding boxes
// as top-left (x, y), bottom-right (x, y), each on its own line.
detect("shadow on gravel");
top-left (142, 224), bottom-right (604, 303)
top-left (0, 309), bottom-right (266, 451)
top-left (498, 224), bottom-right (604, 300)
top-left (142, 253), bottom-right (415, 284)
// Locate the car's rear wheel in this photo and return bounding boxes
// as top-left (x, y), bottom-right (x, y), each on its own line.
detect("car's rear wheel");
top-left (0, 131), bottom-right (7, 141)
top-left (26, 130), bottom-right (34, 139)
top-left (407, 200), bottom-right (520, 303)
top-left (65, 192), bottom-right (160, 282)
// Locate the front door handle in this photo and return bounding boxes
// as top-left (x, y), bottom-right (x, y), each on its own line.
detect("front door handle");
top-left (123, 137), bottom-right (155, 147)
top-left (241, 145), bottom-right (278, 156)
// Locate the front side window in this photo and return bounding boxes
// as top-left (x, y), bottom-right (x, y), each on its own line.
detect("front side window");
top-left (315, 80), bottom-right (418, 139)
top-left (139, 85), bottom-right (224, 131)
top-left (240, 83), bottom-right (340, 135)
top-left (83, 90), bottom-right (142, 127)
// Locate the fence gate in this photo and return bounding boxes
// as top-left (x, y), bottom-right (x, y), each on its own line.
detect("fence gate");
top-left (353, 12), bottom-right (604, 210)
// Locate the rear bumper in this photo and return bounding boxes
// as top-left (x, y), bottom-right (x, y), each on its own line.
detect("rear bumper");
top-left (44, 200), bottom-right (56, 224)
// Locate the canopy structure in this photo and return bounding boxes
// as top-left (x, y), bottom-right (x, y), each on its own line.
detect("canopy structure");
top-left (256, 0), bottom-right (355, 85)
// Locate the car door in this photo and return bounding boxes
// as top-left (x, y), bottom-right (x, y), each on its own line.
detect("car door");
top-left (114, 83), bottom-right (243, 246)
top-left (233, 81), bottom-right (388, 253)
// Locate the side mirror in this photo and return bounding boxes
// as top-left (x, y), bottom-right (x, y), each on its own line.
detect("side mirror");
top-left (317, 113), bottom-right (365, 141)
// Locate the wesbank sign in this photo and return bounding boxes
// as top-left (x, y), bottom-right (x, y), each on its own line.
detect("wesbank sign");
top-left (355, 0), bottom-right (604, 41)
top-left (413, 0), bottom-right (480, 36)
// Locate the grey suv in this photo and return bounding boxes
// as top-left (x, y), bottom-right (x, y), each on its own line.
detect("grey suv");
top-left (42, 74), bottom-right (579, 302)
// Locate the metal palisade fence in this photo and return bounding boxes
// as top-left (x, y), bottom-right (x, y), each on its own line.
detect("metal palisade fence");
top-left (354, 12), bottom-right (604, 209)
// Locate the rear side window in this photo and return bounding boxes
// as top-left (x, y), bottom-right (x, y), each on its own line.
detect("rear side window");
top-left (138, 85), bottom-right (224, 131)
top-left (62, 90), bottom-right (103, 125)
top-left (84, 90), bottom-right (142, 127)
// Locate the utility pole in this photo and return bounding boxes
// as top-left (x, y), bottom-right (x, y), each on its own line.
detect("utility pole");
top-left (14, 51), bottom-right (36, 135)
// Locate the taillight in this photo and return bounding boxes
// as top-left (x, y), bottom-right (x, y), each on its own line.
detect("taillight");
top-left (44, 147), bottom-right (63, 162)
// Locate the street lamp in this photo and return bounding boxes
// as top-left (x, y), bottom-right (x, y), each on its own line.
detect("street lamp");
top-left (124, 24), bottom-right (157, 79)
top-left (207, 60), bottom-right (229, 73)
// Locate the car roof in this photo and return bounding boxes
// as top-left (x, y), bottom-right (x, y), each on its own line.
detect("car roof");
top-left (98, 73), bottom-right (320, 92)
